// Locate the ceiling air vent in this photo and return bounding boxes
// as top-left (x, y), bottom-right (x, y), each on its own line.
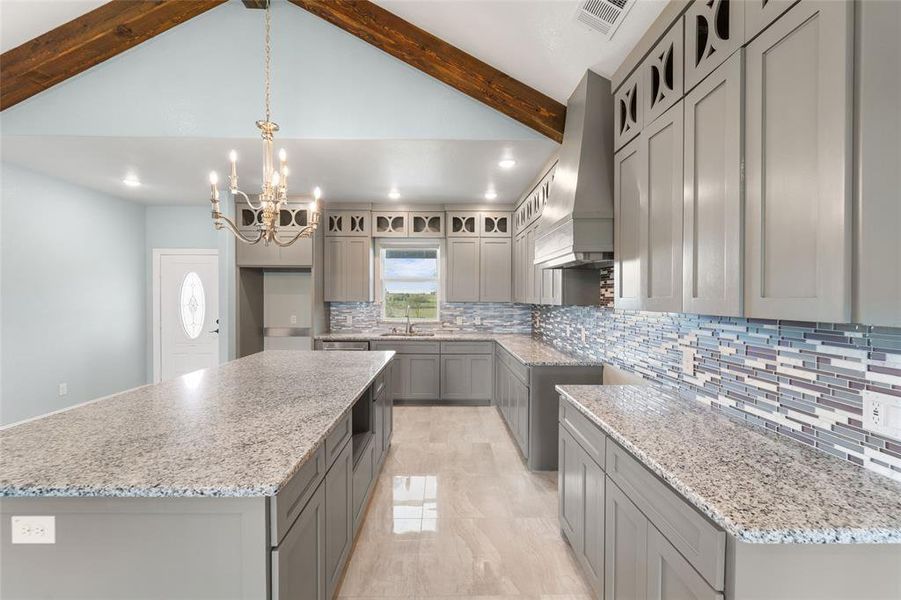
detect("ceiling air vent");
top-left (576, 0), bottom-right (635, 38)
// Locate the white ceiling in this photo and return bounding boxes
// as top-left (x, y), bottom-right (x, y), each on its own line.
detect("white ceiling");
top-left (0, 136), bottom-right (557, 205)
top-left (0, 0), bottom-right (107, 53)
top-left (374, 0), bottom-right (669, 102)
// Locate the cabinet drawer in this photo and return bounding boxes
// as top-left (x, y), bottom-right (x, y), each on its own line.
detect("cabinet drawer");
top-left (440, 341), bottom-right (494, 355)
top-left (559, 399), bottom-right (606, 467)
top-left (325, 412), bottom-right (352, 469)
top-left (496, 345), bottom-right (530, 386)
top-left (371, 341), bottom-right (440, 354)
top-left (606, 440), bottom-right (726, 590)
top-left (270, 445), bottom-right (327, 546)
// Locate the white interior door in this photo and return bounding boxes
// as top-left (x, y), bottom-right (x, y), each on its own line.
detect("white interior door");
top-left (156, 251), bottom-right (219, 382)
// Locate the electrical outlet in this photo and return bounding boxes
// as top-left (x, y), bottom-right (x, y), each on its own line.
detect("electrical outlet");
top-left (474, 316), bottom-right (482, 325)
top-left (455, 316), bottom-right (463, 325)
top-left (345, 315), bottom-right (353, 326)
top-left (581, 327), bottom-right (587, 343)
top-left (864, 391), bottom-right (901, 441)
top-left (11, 516), bottom-right (55, 544)
top-left (290, 315), bottom-right (297, 325)
top-left (58, 383), bottom-right (67, 397)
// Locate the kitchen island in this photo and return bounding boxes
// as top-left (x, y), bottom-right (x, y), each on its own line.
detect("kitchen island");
top-left (0, 350), bottom-right (395, 599)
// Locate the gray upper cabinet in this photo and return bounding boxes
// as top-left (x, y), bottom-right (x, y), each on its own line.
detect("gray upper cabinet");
top-left (614, 70), bottom-right (643, 150)
top-left (614, 137), bottom-right (642, 310)
top-left (684, 0), bottom-right (745, 92)
top-left (446, 238), bottom-right (480, 302)
top-left (479, 238), bottom-right (512, 302)
top-left (446, 211), bottom-right (480, 237)
top-left (324, 237), bottom-right (371, 302)
top-left (372, 212), bottom-right (408, 237)
top-left (642, 20), bottom-right (684, 126)
top-left (854, 0), bottom-right (901, 327)
top-left (647, 526), bottom-right (723, 600)
top-left (640, 101), bottom-right (684, 313)
top-left (744, 0), bottom-right (798, 43)
top-left (605, 479), bottom-right (649, 600)
top-left (744, 0), bottom-right (853, 322)
top-left (480, 212), bottom-right (512, 237)
top-left (235, 201), bottom-right (314, 267)
top-left (409, 212), bottom-right (444, 237)
top-left (682, 51), bottom-right (744, 317)
top-left (325, 210), bottom-right (370, 237)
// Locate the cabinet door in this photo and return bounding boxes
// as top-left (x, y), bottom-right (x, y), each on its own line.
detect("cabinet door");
top-left (479, 238), bottom-right (512, 302)
top-left (744, 0), bottom-right (798, 42)
top-left (744, 0), bottom-right (852, 322)
top-left (398, 355), bottom-right (440, 400)
top-left (643, 20), bottom-right (684, 126)
top-left (559, 426), bottom-right (586, 549)
top-left (352, 441), bottom-right (374, 530)
top-left (582, 453), bottom-right (605, 594)
top-left (323, 237), bottom-right (345, 302)
top-left (647, 526), bottom-right (722, 600)
top-left (446, 238), bottom-right (480, 302)
top-left (272, 484), bottom-right (326, 600)
top-left (372, 390), bottom-right (384, 464)
top-left (480, 212), bottom-right (512, 237)
top-left (325, 441), bottom-right (353, 598)
top-left (605, 480), bottom-right (649, 600)
top-left (515, 378), bottom-right (529, 458)
top-left (512, 234), bottom-right (523, 302)
top-left (683, 51), bottom-right (744, 317)
top-left (539, 268), bottom-right (562, 306)
top-left (446, 212), bottom-right (480, 237)
top-left (524, 225), bottom-right (540, 304)
top-left (372, 212), bottom-right (408, 237)
top-left (384, 361), bottom-right (395, 446)
top-left (615, 69), bottom-right (643, 150)
top-left (614, 137), bottom-right (642, 310)
top-left (440, 354), bottom-right (472, 401)
top-left (684, 0), bottom-right (745, 92)
top-left (854, 0), bottom-right (901, 327)
top-left (640, 102), bottom-right (684, 313)
top-left (409, 212), bottom-right (444, 237)
top-left (277, 237), bottom-right (313, 267)
top-left (344, 238), bottom-right (371, 302)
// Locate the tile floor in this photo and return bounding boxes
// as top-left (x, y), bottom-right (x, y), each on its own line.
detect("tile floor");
top-left (337, 405), bottom-right (593, 599)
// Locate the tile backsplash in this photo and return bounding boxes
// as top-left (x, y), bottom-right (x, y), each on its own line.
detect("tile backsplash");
top-left (328, 302), bottom-right (531, 333)
top-left (533, 305), bottom-right (901, 482)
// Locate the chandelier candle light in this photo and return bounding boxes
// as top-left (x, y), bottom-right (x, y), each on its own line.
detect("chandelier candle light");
top-left (207, 2), bottom-right (320, 246)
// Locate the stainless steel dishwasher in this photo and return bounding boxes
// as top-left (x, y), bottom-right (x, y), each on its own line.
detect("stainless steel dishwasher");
top-left (314, 340), bottom-right (370, 351)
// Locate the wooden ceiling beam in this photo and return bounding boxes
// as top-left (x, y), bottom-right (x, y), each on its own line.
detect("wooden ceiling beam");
top-left (0, 0), bottom-right (226, 111)
top-left (287, 0), bottom-right (566, 143)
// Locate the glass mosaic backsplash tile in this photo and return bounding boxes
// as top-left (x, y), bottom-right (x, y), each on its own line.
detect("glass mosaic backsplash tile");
top-left (328, 301), bottom-right (532, 333)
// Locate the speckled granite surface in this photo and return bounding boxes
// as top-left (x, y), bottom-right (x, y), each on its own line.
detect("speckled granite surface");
top-left (556, 384), bottom-right (901, 544)
top-left (316, 332), bottom-right (603, 367)
top-left (0, 351), bottom-right (393, 498)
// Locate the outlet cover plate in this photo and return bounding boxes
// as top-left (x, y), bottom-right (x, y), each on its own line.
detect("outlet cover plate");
top-left (11, 516), bottom-right (55, 544)
top-left (863, 390), bottom-right (901, 441)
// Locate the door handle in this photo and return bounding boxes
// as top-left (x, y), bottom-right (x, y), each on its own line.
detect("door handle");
top-left (209, 328), bottom-right (220, 334)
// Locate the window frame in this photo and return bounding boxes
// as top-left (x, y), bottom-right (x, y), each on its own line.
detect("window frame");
top-left (376, 239), bottom-right (443, 324)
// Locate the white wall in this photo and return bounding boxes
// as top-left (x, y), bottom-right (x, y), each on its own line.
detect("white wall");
top-left (144, 205), bottom-right (236, 381)
top-left (0, 163), bottom-right (146, 425)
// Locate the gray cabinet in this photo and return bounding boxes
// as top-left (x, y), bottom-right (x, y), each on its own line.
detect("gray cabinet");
top-left (272, 484), bottom-right (326, 600)
top-left (684, 0), bottom-right (745, 92)
top-left (605, 479), bottom-right (649, 600)
top-left (615, 69), bottom-right (643, 150)
top-left (383, 361), bottom-right (394, 446)
top-left (236, 237), bottom-right (313, 268)
top-left (372, 212), bottom-right (407, 237)
top-left (446, 237), bottom-right (480, 302)
top-left (647, 526), bottom-right (723, 600)
top-left (614, 137), bottom-right (642, 310)
top-left (324, 441), bottom-right (352, 599)
top-left (744, 0), bottom-right (852, 322)
top-left (351, 440), bottom-right (373, 531)
top-left (744, 0), bottom-right (798, 43)
top-left (480, 212), bottom-right (511, 237)
top-left (397, 354), bottom-right (440, 401)
top-left (409, 211), bottom-right (444, 237)
top-left (324, 237), bottom-right (371, 302)
top-left (325, 210), bottom-right (370, 236)
top-left (682, 51), bottom-right (744, 317)
top-left (446, 211), bottom-right (480, 237)
top-left (642, 19), bottom-right (684, 126)
top-left (479, 238), bottom-right (512, 302)
top-left (854, 0), bottom-right (901, 327)
top-left (639, 101), bottom-right (683, 313)
top-left (440, 354), bottom-right (493, 402)
top-left (495, 355), bottom-right (529, 458)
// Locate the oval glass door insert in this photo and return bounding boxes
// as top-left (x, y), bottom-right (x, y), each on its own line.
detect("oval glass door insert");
top-left (179, 272), bottom-right (206, 340)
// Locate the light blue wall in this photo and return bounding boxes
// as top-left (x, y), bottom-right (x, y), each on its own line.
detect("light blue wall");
top-left (0, 1), bottom-right (539, 141)
top-left (0, 163), bottom-right (147, 425)
top-left (144, 205), bottom-right (236, 381)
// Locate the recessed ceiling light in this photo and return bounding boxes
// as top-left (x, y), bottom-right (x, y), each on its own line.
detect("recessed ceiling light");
top-left (123, 174), bottom-right (141, 187)
top-left (484, 190), bottom-right (498, 201)
top-left (388, 189), bottom-right (401, 200)
top-left (498, 159), bottom-right (516, 169)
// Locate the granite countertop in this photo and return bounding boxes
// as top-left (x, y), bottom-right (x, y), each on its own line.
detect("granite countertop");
top-left (0, 350), bottom-right (394, 498)
top-left (556, 384), bottom-right (901, 544)
top-left (316, 331), bottom-right (603, 368)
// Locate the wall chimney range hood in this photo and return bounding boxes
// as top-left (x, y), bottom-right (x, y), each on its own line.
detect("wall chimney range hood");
top-left (534, 70), bottom-right (614, 269)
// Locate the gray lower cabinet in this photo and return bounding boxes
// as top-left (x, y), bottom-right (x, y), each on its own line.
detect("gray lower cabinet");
top-left (398, 354), bottom-right (440, 401)
top-left (743, 0), bottom-right (852, 322)
top-left (440, 354), bottom-right (493, 402)
top-left (605, 479), bottom-right (649, 600)
top-left (324, 441), bottom-right (353, 598)
top-left (647, 526), bottom-right (723, 600)
top-left (351, 439), bottom-right (374, 531)
top-left (272, 484), bottom-right (327, 600)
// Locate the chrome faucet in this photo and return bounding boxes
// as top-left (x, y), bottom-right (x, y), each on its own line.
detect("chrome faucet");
top-left (405, 304), bottom-right (414, 335)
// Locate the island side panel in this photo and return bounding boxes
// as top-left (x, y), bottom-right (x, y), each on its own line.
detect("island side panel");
top-left (0, 496), bottom-right (269, 599)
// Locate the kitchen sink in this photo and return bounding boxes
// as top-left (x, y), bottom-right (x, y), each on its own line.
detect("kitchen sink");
top-left (379, 331), bottom-right (436, 337)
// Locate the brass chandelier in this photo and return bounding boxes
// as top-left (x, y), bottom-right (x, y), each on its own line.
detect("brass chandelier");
top-left (208, 1), bottom-right (320, 246)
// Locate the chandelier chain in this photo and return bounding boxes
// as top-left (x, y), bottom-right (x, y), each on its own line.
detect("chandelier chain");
top-left (264, 1), bottom-right (271, 124)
